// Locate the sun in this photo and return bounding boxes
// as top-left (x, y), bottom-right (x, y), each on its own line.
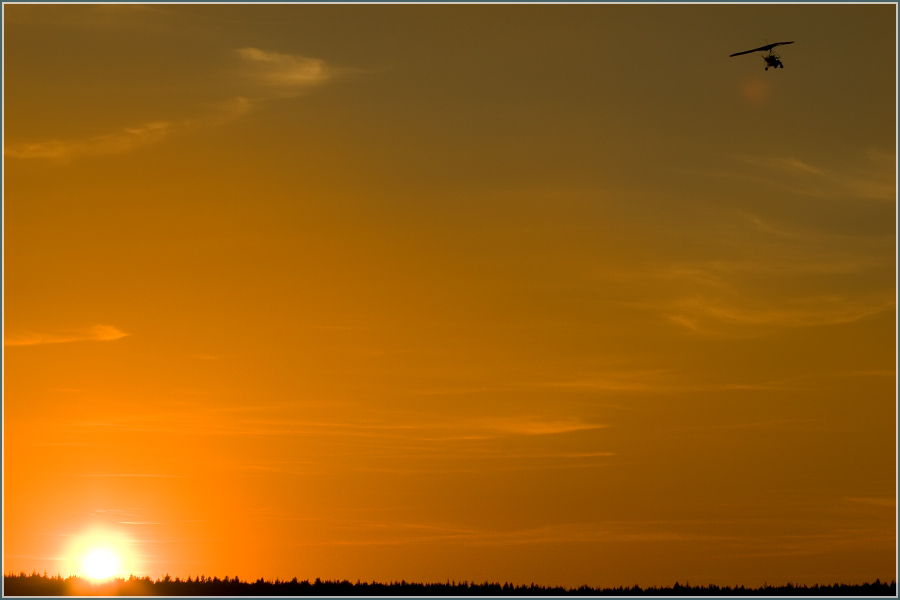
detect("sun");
top-left (82, 547), bottom-right (120, 580)
top-left (65, 528), bottom-right (136, 581)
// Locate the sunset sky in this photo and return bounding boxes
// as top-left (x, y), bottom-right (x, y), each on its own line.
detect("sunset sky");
top-left (3, 3), bottom-right (896, 589)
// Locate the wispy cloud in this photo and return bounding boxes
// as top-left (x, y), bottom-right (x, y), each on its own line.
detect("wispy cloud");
top-left (666, 293), bottom-right (894, 335)
top-left (488, 416), bottom-right (607, 436)
top-left (589, 203), bottom-right (893, 339)
top-left (4, 324), bottom-right (128, 347)
top-left (235, 47), bottom-right (334, 94)
top-left (4, 121), bottom-right (173, 160)
top-left (92, 508), bottom-right (141, 517)
top-left (739, 155), bottom-right (825, 176)
top-left (5, 97), bottom-right (250, 161)
top-left (65, 473), bottom-right (186, 478)
top-left (404, 367), bottom-right (702, 398)
top-left (594, 245), bottom-right (891, 290)
top-left (680, 150), bottom-right (895, 203)
top-left (736, 152), bottom-right (896, 202)
top-left (64, 411), bottom-right (608, 442)
top-left (536, 369), bottom-right (796, 394)
top-left (843, 497), bottom-right (895, 508)
top-left (5, 45), bottom-right (343, 161)
top-left (537, 369), bottom-right (675, 393)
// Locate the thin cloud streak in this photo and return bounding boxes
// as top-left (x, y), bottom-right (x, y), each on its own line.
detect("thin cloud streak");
top-left (64, 412), bottom-right (609, 441)
top-left (5, 45), bottom-right (340, 161)
top-left (64, 473), bottom-right (187, 478)
top-left (666, 293), bottom-right (894, 334)
top-left (4, 97), bottom-right (250, 161)
top-left (4, 324), bottom-right (128, 347)
top-left (736, 152), bottom-right (896, 202)
top-left (677, 150), bottom-right (895, 203)
top-left (593, 254), bottom-right (890, 293)
top-left (4, 121), bottom-right (173, 160)
top-left (487, 415), bottom-right (607, 436)
top-left (843, 497), bottom-right (896, 508)
top-left (236, 47), bottom-right (334, 92)
top-left (739, 155), bottom-right (825, 176)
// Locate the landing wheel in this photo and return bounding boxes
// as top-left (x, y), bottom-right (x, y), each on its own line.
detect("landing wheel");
top-left (765, 67), bottom-right (768, 70)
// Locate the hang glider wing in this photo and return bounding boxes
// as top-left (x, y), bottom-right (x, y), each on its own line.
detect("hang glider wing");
top-left (729, 41), bottom-right (794, 57)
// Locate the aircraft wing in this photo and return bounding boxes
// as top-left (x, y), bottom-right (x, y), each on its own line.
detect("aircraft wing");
top-left (729, 41), bottom-right (794, 57)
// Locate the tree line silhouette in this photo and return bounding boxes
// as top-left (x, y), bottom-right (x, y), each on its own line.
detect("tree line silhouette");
top-left (3, 571), bottom-right (896, 596)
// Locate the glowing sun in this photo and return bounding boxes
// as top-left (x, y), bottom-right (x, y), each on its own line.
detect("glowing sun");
top-left (82, 547), bottom-right (120, 580)
top-left (66, 528), bottom-right (136, 581)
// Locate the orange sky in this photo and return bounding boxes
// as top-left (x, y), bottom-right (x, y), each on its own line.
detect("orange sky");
top-left (3, 3), bottom-right (896, 589)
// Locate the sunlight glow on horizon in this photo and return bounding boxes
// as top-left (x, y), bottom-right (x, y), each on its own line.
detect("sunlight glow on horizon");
top-left (64, 528), bottom-right (137, 582)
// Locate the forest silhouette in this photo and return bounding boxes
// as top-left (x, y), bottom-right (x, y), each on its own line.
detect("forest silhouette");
top-left (4, 572), bottom-right (897, 596)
